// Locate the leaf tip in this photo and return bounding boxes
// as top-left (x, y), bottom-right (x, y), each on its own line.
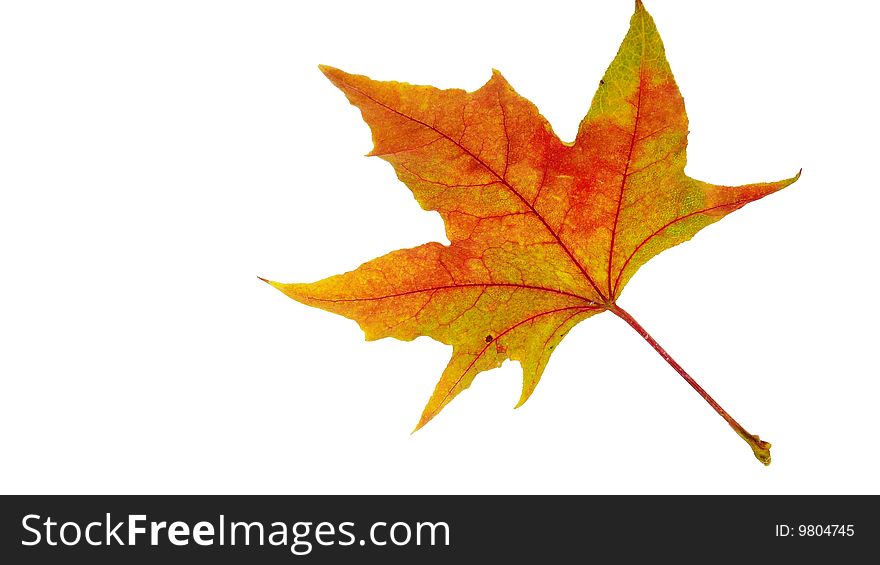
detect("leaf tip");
top-left (411, 415), bottom-right (430, 434)
top-left (318, 64), bottom-right (345, 85)
top-left (635, 0), bottom-right (645, 12)
top-left (257, 276), bottom-right (285, 292)
top-left (413, 399), bottom-right (445, 432)
top-left (514, 385), bottom-right (536, 410)
top-left (778, 168), bottom-right (802, 190)
top-left (487, 68), bottom-right (511, 90)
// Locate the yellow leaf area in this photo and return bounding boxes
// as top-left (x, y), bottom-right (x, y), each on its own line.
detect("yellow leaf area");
top-left (266, 2), bottom-right (798, 432)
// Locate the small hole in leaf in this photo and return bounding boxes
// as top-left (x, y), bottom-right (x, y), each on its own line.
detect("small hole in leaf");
top-left (485, 335), bottom-right (493, 343)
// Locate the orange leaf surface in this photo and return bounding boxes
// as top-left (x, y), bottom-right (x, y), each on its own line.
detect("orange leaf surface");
top-left (264, 1), bottom-right (798, 464)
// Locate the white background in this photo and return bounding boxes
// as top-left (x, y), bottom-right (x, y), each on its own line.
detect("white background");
top-left (1, 0), bottom-right (877, 494)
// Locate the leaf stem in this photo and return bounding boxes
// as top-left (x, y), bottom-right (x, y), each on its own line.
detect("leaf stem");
top-left (609, 303), bottom-right (771, 465)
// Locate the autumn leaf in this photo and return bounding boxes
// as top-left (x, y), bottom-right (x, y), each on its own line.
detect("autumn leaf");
top-left (263, 1), bottom-right (798, 465)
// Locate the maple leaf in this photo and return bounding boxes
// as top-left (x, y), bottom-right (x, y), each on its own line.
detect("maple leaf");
top-left (263, 1), bottom-right (798, 465)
